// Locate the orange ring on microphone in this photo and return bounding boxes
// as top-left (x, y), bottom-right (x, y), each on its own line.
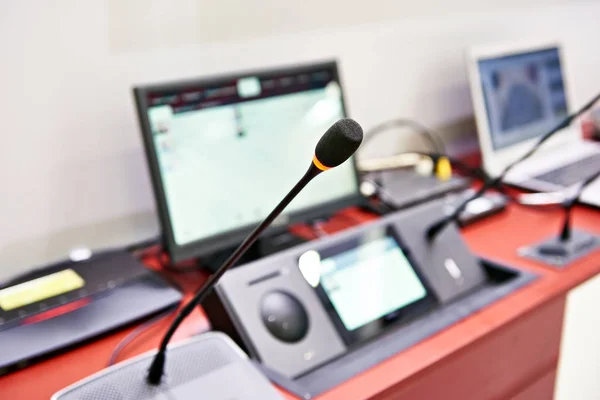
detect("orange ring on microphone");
top-left (312, 155), bottom-right (332, 171)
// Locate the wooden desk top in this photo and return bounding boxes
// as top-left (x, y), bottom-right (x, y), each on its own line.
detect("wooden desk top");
top-left (1, 203), bottom-right (599, 400)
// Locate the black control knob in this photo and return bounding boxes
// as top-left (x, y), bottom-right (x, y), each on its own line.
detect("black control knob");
top-left (260, 291), bottom-right (309, 343)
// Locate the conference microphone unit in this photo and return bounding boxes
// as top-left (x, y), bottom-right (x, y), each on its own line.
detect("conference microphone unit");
top-left (53, 118), bottom-right (364, 400)
top-left (562, 169), bottom-right (600, 241)
top-left (520, 168), bottom-right (600, 266)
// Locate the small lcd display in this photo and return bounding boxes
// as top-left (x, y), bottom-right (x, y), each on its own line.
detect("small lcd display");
top-left (318, 235), bottom-right (428, 331)
top-left (0, 269), bottom-right (85, 311)
top-left (302, 228), bottom-right (435, 345)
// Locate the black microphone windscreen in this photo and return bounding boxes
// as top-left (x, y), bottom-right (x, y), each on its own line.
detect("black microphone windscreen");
top-left (314, 119), bottom-right (363, 169)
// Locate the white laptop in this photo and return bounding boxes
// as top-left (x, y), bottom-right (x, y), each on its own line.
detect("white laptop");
top-left (467, 40), bottom-right (600, 207)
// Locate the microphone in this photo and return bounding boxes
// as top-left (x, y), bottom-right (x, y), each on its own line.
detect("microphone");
top-left (537, 168), bottom-right (600, 256)
top-left (426, 91), bottom-right (600, 242)
top-left (147, 118), bottom-right (363, 385)
top-left (559, 170), bottom-right (600, 241)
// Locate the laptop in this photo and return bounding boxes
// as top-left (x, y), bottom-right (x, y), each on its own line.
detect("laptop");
top-left (467, 40), bottom-right (600, 207)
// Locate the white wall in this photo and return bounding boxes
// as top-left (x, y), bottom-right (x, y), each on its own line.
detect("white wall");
top-left (2, 0), bottom-right (600, 280)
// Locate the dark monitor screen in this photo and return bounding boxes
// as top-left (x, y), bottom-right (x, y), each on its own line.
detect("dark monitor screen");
top-left (134, 62), bottom-right (362, 262)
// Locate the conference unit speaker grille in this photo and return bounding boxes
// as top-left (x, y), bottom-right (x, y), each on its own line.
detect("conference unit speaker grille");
top-left (53, 333), bottom-right (246, 400)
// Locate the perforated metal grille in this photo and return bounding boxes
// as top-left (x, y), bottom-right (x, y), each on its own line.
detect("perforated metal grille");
top-left (55, 335), bottom-right (239, 400)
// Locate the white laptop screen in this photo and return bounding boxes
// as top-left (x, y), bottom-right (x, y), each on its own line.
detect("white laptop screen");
top-left (478, 47), bottom-right (568, 150)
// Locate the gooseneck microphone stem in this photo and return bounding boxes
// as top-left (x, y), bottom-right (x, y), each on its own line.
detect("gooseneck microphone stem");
top-left (559, 168), bottom-right (600, 242)
top-left (559, 205), bottom-right (574, 242)
top-left (426, 91), bottom-right (600, 242)
top-left (147, 165), bottom-right (322, 385)
top-left (146, 117), bottom-right (364, 384)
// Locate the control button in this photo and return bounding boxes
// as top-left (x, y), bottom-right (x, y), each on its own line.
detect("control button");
top-left (260, 290), bottom-right (309, 343)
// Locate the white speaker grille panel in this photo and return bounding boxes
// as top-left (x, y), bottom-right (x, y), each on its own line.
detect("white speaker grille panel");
top-left (53, 333), bottom-right (248, 400)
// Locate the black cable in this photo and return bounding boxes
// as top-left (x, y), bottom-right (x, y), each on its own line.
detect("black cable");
top-left (361, 119), bottom-right (446, 154)
top-left (106, 265), bottom-right (184, 367)
top-left (444, 155), bottom-right (575, 211)
top-left (448, 160), bottom-right (567, 211)
top-left (107, 307), bottom-right (177, 367)
top-left (426, 91), bottom-right (600, 241)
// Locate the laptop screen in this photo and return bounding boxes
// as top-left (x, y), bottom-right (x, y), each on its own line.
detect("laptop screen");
top-left (478, 47), bottom-right (568, 150)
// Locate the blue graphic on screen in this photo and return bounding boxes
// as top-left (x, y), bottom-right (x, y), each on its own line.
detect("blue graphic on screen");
top-left (478, 48), bottom-right (568, 150)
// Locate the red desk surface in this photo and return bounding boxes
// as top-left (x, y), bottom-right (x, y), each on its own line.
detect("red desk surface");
top-left (1, 204), bottom-right (600, 400)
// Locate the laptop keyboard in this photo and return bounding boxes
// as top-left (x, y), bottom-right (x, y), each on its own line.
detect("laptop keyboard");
top-left (535, 154), bottom-right (600, 187)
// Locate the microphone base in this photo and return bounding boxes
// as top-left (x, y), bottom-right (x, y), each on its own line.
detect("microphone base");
top-left (518, 229), bottom-right (600, 268)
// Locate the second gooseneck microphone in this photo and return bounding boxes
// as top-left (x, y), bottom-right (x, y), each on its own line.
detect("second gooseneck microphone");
top-left (556, 169), bottom-right (600, 243)
top-left (147, 118), bottom-right (364, 385)
top-left (426, 91), bottom-right (600, 242)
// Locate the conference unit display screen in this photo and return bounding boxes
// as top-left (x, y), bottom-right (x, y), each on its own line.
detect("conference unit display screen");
top-left (134, 63), bottom-right (361, 261)
top-left (305, 227), bottom-right (436, 344)
top-left (478, 47), bottom-right (568, 150)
